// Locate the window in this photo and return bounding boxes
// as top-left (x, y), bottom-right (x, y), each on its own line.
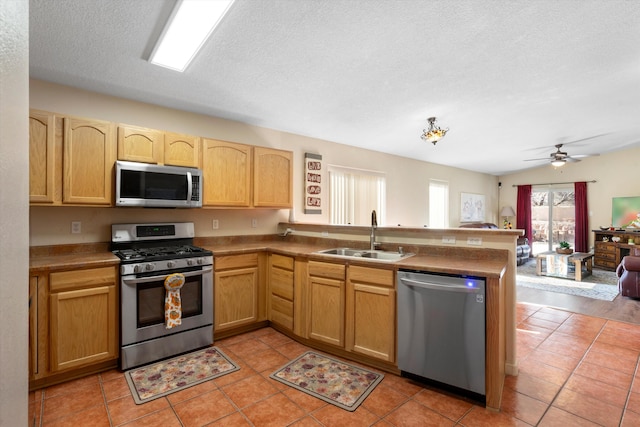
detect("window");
top-left (429, 179), bottom-right (449, 228)
top-left (328, 165), bottom-right (386, 225)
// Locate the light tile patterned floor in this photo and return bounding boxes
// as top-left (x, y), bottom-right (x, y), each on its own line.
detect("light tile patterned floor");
top-left (30, 302), bottom-right (640, 426)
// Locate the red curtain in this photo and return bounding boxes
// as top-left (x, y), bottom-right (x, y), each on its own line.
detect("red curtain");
top-left (516, 185), bottom-right (532, 244)
top-left (575, 181), bottom-right (588, 252)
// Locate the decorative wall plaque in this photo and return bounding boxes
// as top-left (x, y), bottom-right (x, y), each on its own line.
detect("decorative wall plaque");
top-left (304, 153), bottom-right (322, 214)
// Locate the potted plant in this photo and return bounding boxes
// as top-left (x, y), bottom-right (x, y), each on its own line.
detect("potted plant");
top-left (556, 241), bottom-right (573, 255)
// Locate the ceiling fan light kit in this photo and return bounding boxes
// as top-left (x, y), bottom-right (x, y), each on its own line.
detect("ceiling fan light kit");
top-left (421, 117), bottom-right (449, 145)
top-left (524, 143), bottom-right (598, 168)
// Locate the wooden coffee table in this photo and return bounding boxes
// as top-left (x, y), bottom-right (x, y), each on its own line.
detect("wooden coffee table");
top-left (536, 251), bottom-right (594, 281)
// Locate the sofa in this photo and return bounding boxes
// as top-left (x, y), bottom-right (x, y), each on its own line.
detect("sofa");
top-left (459, 223), bottom-right (531, 265)
top-left (617, 247), bottom-right (640, 298)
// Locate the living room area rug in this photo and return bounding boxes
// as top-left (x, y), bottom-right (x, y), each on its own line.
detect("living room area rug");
top-left (125, 347), bottom-right (239, 404)
top-left (517, 258), bottom-right (619, 301)
top-left (270, 351), bottom-right (384, 412)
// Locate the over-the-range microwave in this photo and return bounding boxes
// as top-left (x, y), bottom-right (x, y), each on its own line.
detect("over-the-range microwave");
top-left (115, 161), bottom-right (203, 208)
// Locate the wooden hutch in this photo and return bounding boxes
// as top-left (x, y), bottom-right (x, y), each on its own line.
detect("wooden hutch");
top-left (593, 229), bottom-right (640, 271)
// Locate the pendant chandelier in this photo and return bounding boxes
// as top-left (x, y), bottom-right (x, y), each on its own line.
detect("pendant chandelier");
top-left (421, 117), bottom-right (449, 145)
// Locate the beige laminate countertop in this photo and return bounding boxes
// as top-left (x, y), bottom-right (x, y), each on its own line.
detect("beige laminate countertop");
top-left (29, 239), bottom-right (507, 279)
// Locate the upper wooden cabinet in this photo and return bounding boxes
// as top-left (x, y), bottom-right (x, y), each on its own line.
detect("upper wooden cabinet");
top-left (63, 117), bottom-right (116, 205)
top-left (117, 125), bottom-right (163, 164)
top-left (29, 111), bottom-right (116, 206)
top-left (164, 132), bottom-right (200, 167)
top-left (29, 110), bottom-right (61, 203)
top-left (201, 138), bottom-right (252, 207)
top-left (117, 124), bottom-right (200, 167)
top-left (253, 147), bottom-right (293, 208)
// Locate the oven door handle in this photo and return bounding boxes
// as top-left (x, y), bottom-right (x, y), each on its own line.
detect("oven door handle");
top-left (122, 266), bottom-right (213, 285)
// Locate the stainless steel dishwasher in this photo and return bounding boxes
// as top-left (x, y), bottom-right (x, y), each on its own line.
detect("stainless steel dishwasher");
top-left (397, 269), bottom-right (486, 402)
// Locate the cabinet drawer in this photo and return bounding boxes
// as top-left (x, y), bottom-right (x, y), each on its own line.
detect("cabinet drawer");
top-left (215, 253), bottom-right (258, 270)
top-left (309, 261), bottom-right (345, 280)
top-left (349, 265), bottom-right (394, 287)
top-left (595, 242), bottom-right (616, 252)
top-left (50, 267), bottom-right (116, 292)
top-left (595, 259), bottom-right (616, 269)
top-left (270, 268), bottom-right (294, 301)
top-left (271, 254), bottom-right (294, 270)
top-left (596, 252), bottom-right (616, 260)
top-left (270, 295), bottom-right (293, 329)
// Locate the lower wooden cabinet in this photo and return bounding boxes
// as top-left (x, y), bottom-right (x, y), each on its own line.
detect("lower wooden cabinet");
top-left (49, 267), bottom-right (118, 372)
top-left (306, 261), bottom-right (345, 347)
top-left (29, 265), bottom-right (119, 388)
top-left (346, 265), bottom-right (396, 363)
top-left (268, 254), bottom-right (295, 330)
top-left (214, 253), bottom-right (260, 332)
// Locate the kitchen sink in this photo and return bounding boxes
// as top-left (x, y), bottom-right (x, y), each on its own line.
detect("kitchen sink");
top-left (314, 248), bottom-right (414, 262)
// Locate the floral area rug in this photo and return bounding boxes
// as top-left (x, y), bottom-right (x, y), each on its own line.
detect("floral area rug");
top-left (517, 258), bottom-right (619, 301)
top-left (125, 347), bottom-right (239, 404)
top-left (270, 351), bottom-right (383, 412)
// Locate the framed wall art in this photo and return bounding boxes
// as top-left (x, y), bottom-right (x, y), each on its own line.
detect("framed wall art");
top-left (304, 153), bottom-right (322, 214)
top-left (460, 192), bottom-right (485, 222)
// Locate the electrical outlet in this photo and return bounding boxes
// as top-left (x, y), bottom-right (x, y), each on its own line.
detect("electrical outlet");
top-left (71, 221), bottom-right (81, 234)
top-left (251, 219), bottom-right (258, 228)
top-left (322, 231), bottom-right (329, 237)
top-left (467, 237), bottom-right (482, 246)
top-left (212, 219), bottom-right (219, 229)
top-left (442, 236), bottom-right (456, 244)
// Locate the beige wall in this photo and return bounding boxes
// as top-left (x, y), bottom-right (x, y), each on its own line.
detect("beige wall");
top-left (498, 147), bottom-right (640, 249)
top-left (29, 79), bottom-right (499, 246)
top-left (1, 1), bottom-right (29, 424)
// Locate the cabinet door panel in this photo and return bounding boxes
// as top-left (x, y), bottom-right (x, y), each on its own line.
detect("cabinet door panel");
top-left (63, 117), bottom-right (115, 205)
top-left (253, 147), bottom-right (292, 207)
top-left (117, 125), bottom-right (163, 164)
top-left (308, 276), bottom-right (344, 347)
top-left (215, 267), bottom-right (258, 331)
top-left (165, 133), bottom-right (199, 167)
top-left (50, 285), bottom-right (117, 372)
top-left (202, 139), bottom-right (251, 207)
top-left (29, 111), bottom-right (56, 203)
top-left (349, 283), bottom-right (395, 362)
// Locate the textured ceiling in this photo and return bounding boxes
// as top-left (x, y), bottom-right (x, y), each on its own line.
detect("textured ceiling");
top-left (29, 0), bottom-right (640, 175)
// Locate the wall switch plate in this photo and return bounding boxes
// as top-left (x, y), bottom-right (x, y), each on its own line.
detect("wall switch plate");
top-left (442, 236), bottom-right (456, 244)
top-left (322, 231), bottom-right (329, 237)
top-left (212, 219), bottom-right (219, 229)
top-left (71, 221), bottom-right (81, 234)
top-left (251, 219), bottom-right (258, 228)
top-left (467, 237), bottom-right (482, 246)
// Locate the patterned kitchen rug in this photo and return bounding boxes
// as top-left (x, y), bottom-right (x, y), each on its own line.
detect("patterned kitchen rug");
top-left (125, 347), bottom-right (239, 404)
top-left (270, 351), bottom-right (383, 412)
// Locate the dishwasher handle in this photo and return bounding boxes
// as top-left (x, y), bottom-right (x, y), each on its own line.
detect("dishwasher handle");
top-left (399, 276), bottom-right (480, 293)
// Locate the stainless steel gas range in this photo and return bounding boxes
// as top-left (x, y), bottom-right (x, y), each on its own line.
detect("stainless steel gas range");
top-left (111, 222), bottom-right (213, 370)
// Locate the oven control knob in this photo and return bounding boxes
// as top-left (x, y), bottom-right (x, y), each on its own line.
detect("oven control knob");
top-left (133, 265), bottom-right (142, 274)
top-left (197, 258), bottom-right (203, 265)
top-left (186, 259), bottom-right (194, 266)
top-left (167, 261), bottom-right (176, 269)
top-left (145, 263), bottom-right (155, 271)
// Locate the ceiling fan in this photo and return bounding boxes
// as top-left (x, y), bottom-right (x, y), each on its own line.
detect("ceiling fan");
top-left (524, 144), bottom-right (599, 167)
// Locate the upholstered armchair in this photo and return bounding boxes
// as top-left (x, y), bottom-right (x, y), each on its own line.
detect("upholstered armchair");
top-left (617, 247), bottom-right (640, 298)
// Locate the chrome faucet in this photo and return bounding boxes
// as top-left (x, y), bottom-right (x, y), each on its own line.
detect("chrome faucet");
top-left (370, 210), bottom-right (379, 250)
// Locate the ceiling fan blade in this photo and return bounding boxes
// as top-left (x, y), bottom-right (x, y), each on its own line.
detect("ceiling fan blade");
top-left (559, 133), bottom-right (611, 146)
top-left (571, 153), bottom-right (600, 159)
top-left (524, 157), bottom-right (550, 162)
top-left (566, 157), bottom-right (582, 163)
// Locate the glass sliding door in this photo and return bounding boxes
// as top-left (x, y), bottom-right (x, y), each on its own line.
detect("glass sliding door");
top-left (531, 187), bottom-right (575, 255)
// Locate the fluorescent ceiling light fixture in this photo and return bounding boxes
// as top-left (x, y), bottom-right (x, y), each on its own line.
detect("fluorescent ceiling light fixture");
top-left (149, 0), bottom-right (235, 72)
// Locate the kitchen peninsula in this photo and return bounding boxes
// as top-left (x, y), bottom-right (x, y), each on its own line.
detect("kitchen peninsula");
top-left (29, 223), bottom-right (519, 411)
